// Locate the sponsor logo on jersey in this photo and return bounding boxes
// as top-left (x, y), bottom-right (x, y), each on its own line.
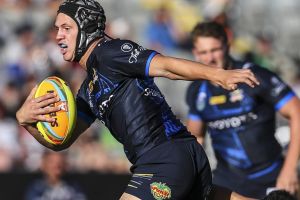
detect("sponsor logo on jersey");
top-left (129, 46), bottom-right (145, 63)
top-left (98, 95), bottom-right (114, 116)
top-left (196, 92), bottom-right (207, 111)
top-left (150, 182), bottom-right (171, 200)
top-left (86, 68), bottom-right (117, 123)
top-left (208, 112), bottom-right (258, 130)
top-left (209, 95), bottom-right (227, 105)
top-left (242, 62), bottom-right (254, 69)
top-left (229, 89), bottom-right (244, 103)
top-left (121, 42), bottom-right (146, 63)
top-left (121, 43), bottom-right (133, 52)
top-left (144, 88), bottom-right (164, 99)
top-left (270, 77), bottom-right (286, 96)
top-left (88, 68), bottom-right (99, 108)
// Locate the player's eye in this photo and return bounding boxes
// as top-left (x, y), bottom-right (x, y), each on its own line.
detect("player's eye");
top-left (211, 47), bottom-right (223, 53)
top-left (197, 51), bottom-right (206, 56)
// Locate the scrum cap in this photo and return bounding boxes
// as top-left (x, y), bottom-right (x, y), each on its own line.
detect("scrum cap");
top-left (58, 0), bottom-right (106, 62)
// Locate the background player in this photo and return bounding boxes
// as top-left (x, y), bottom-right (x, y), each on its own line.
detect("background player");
top-left (186, 22), bottom-right (300, 198)
top-left (16, 0), bottom-right (259, 199)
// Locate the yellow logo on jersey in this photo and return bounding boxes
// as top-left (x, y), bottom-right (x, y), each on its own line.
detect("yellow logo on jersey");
top-left (209, 95), bottom-right (226, 105)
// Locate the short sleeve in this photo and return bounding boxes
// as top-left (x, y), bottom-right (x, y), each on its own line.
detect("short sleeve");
top-left (101, 39), bottom-right (158, 78)
top-left (186, 81), bottom-right (202, 121)
top-left (253, 66), bottom-right (296, 111)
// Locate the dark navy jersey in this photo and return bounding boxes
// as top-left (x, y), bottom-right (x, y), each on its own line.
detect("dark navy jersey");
top-left (76, 39), bottom-right (188, 163)
top-left (186, 60), bottom-right (295, 175)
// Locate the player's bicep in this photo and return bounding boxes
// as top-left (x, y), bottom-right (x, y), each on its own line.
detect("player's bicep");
top-left (148, 54), bottom-right (168, 77)
top-left (63, 89), bottom-right (96, 148)
top-left (187, 119), bottom-right (206, 144)
top-left (254, 66), bottom-right (295, 106)
top-left (149, 54), bottom-right (184, 79)
top-left (185, 82), bottom-right (206, 141)
top-left (64, 117), bottom-right (90, 146)
top-left (187, 119), bottom-right (205, 136)
top-left (60, 107), bottom-right (96, 150)
top-left (278, 96), bottom-right (300, 119)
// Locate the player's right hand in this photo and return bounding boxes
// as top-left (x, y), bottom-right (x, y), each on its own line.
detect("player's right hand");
top-left (16, 86), bottom-right (61, 126)
top-left (214, 68), bottom-right (260, 90)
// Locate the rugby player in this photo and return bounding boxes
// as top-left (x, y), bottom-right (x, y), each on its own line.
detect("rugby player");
top-left (186, 22), bottom-right (300, 198)
top-left (16, 1), bottom-right (259, 199)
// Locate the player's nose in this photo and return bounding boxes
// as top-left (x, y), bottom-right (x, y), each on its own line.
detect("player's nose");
top-left (56, 29), bottom-right (64, 41)
top-left (207, 56), bottom-right (215, 65)
top-left (206, 53), bottom-right (214, 63)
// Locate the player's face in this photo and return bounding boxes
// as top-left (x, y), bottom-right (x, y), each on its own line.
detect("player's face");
top-left (55, 13), bottom-right (78, 61)
top-left (192, 37), bottom-right (226, 68)
top-left (43, 154), bottom-right (65, 179)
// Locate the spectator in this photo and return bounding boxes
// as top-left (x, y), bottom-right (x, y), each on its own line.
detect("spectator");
top-left (25, 151), bottom-right (87, 200)
top-left (145, 6), bottom-right (184, 53)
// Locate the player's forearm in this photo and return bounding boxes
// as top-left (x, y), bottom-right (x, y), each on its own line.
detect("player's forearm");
top-left (281, 115), bottom-right (300, 171)
top-left (278, 97), bottom-right (300, 172)
top-left (23, 124), bottom-right (60, 150)
top-left (150, 55), bottom-right (258, 90)
top-left (150, 55), bottom-right (220, 81)
top-left (165, 58), bottom-right (219, 81)
top-left (17, 110), bottom-right (61, 150)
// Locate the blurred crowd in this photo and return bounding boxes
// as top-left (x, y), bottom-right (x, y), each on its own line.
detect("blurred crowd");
top-left (0, 0), bottom-right (300, 174)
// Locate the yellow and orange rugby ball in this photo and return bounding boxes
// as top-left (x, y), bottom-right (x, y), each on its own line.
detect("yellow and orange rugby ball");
top-left (34, 76), bottom-right (76, 145)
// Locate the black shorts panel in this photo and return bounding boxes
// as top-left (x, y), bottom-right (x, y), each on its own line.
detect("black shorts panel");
top-left (124, 138), bottom-right (212, 200)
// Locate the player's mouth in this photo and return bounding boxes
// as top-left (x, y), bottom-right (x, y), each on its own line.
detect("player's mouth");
top-left (209, 60), bottom-right (220, 68)
top-left (209, 60), bottom-right (217, 65)
top-left (58, 43), bottom-right (68, 55)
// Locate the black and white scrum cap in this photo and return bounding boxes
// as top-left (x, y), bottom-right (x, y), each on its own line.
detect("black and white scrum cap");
top-left (58, 0), bottom-right (106, 61)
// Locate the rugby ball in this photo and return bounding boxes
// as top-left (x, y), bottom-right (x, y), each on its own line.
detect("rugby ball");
top-left (34, 76), bottom-right (76, 145)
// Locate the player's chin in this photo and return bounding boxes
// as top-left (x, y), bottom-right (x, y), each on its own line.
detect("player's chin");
top-left (215, 63), bottom-right (224, 68)
top-left (210, 65), bottom-right (222, 69)
top-left (63, 54), bottom-right (73, 62)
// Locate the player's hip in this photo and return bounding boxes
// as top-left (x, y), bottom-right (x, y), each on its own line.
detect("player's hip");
top-left (126, 137), bottom-right (212, 199)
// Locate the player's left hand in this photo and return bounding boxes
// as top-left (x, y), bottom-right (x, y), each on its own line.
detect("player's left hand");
top-left (276, 168), bottom-right (298, 194)
top-left (214, 68), bottom-right (259, 90)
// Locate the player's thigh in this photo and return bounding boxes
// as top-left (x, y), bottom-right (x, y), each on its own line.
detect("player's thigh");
top-left (124, 170), bottom-right (191, 199)
top-left (120, 192), bottom-right (141, 200)
top-left (124, 139), bottom-right (211, 199)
